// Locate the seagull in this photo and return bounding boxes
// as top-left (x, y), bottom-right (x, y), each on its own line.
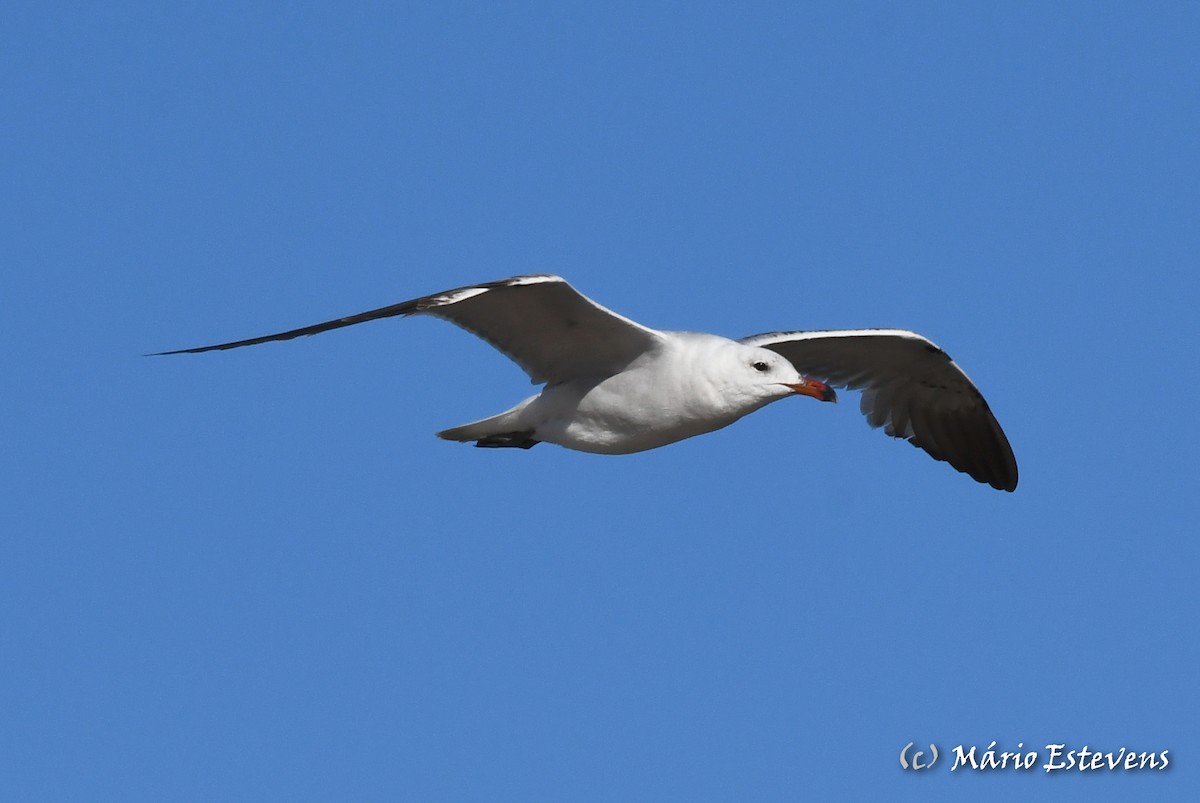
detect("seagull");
top-left (153, 274), bottom-right (1018, 491)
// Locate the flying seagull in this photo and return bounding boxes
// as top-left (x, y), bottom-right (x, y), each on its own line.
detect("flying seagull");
top-left (153, 274), bottom-right (1018, 491)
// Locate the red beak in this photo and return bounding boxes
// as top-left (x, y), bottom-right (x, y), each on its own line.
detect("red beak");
top-left (783, 378), bottom-right (837, 403)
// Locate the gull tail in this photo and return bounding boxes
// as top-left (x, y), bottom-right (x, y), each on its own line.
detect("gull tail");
top-left (436, 397), bottom-right (540, 449)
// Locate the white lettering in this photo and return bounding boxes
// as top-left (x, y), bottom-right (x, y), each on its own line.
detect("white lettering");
top-left (980, 741), bottom-right (1000, 770)
top-left (1043, 744), bottom-right (1067, 773)
top-left (951, 744), bottom-right (977, 771)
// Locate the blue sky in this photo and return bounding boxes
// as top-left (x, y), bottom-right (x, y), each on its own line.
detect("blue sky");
top-left (3, 2), bottom-right (1197, 800)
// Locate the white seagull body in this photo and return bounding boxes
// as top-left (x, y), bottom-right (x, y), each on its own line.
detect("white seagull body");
top-left (155, 274), bottom-right (1018, 491)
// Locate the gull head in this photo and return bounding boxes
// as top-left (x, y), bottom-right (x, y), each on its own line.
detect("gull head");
top-left (721, 344), bottom-right (838, 407)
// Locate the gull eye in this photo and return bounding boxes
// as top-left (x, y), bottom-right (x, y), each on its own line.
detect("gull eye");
top-left (752, 360), bottom-right (769, 373)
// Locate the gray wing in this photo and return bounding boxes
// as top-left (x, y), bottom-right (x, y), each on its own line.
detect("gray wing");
top-left (741, 329), bottom-right (1018, 491)
top-left (151, 274), bottom-right (665, 384)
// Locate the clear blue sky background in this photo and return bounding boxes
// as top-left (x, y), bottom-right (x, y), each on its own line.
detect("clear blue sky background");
top-left (3, 2), bottom-right (1197, 801)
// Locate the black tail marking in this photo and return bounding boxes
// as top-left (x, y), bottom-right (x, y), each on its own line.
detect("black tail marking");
top-left (474, 432), bottom-right (541, 450)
